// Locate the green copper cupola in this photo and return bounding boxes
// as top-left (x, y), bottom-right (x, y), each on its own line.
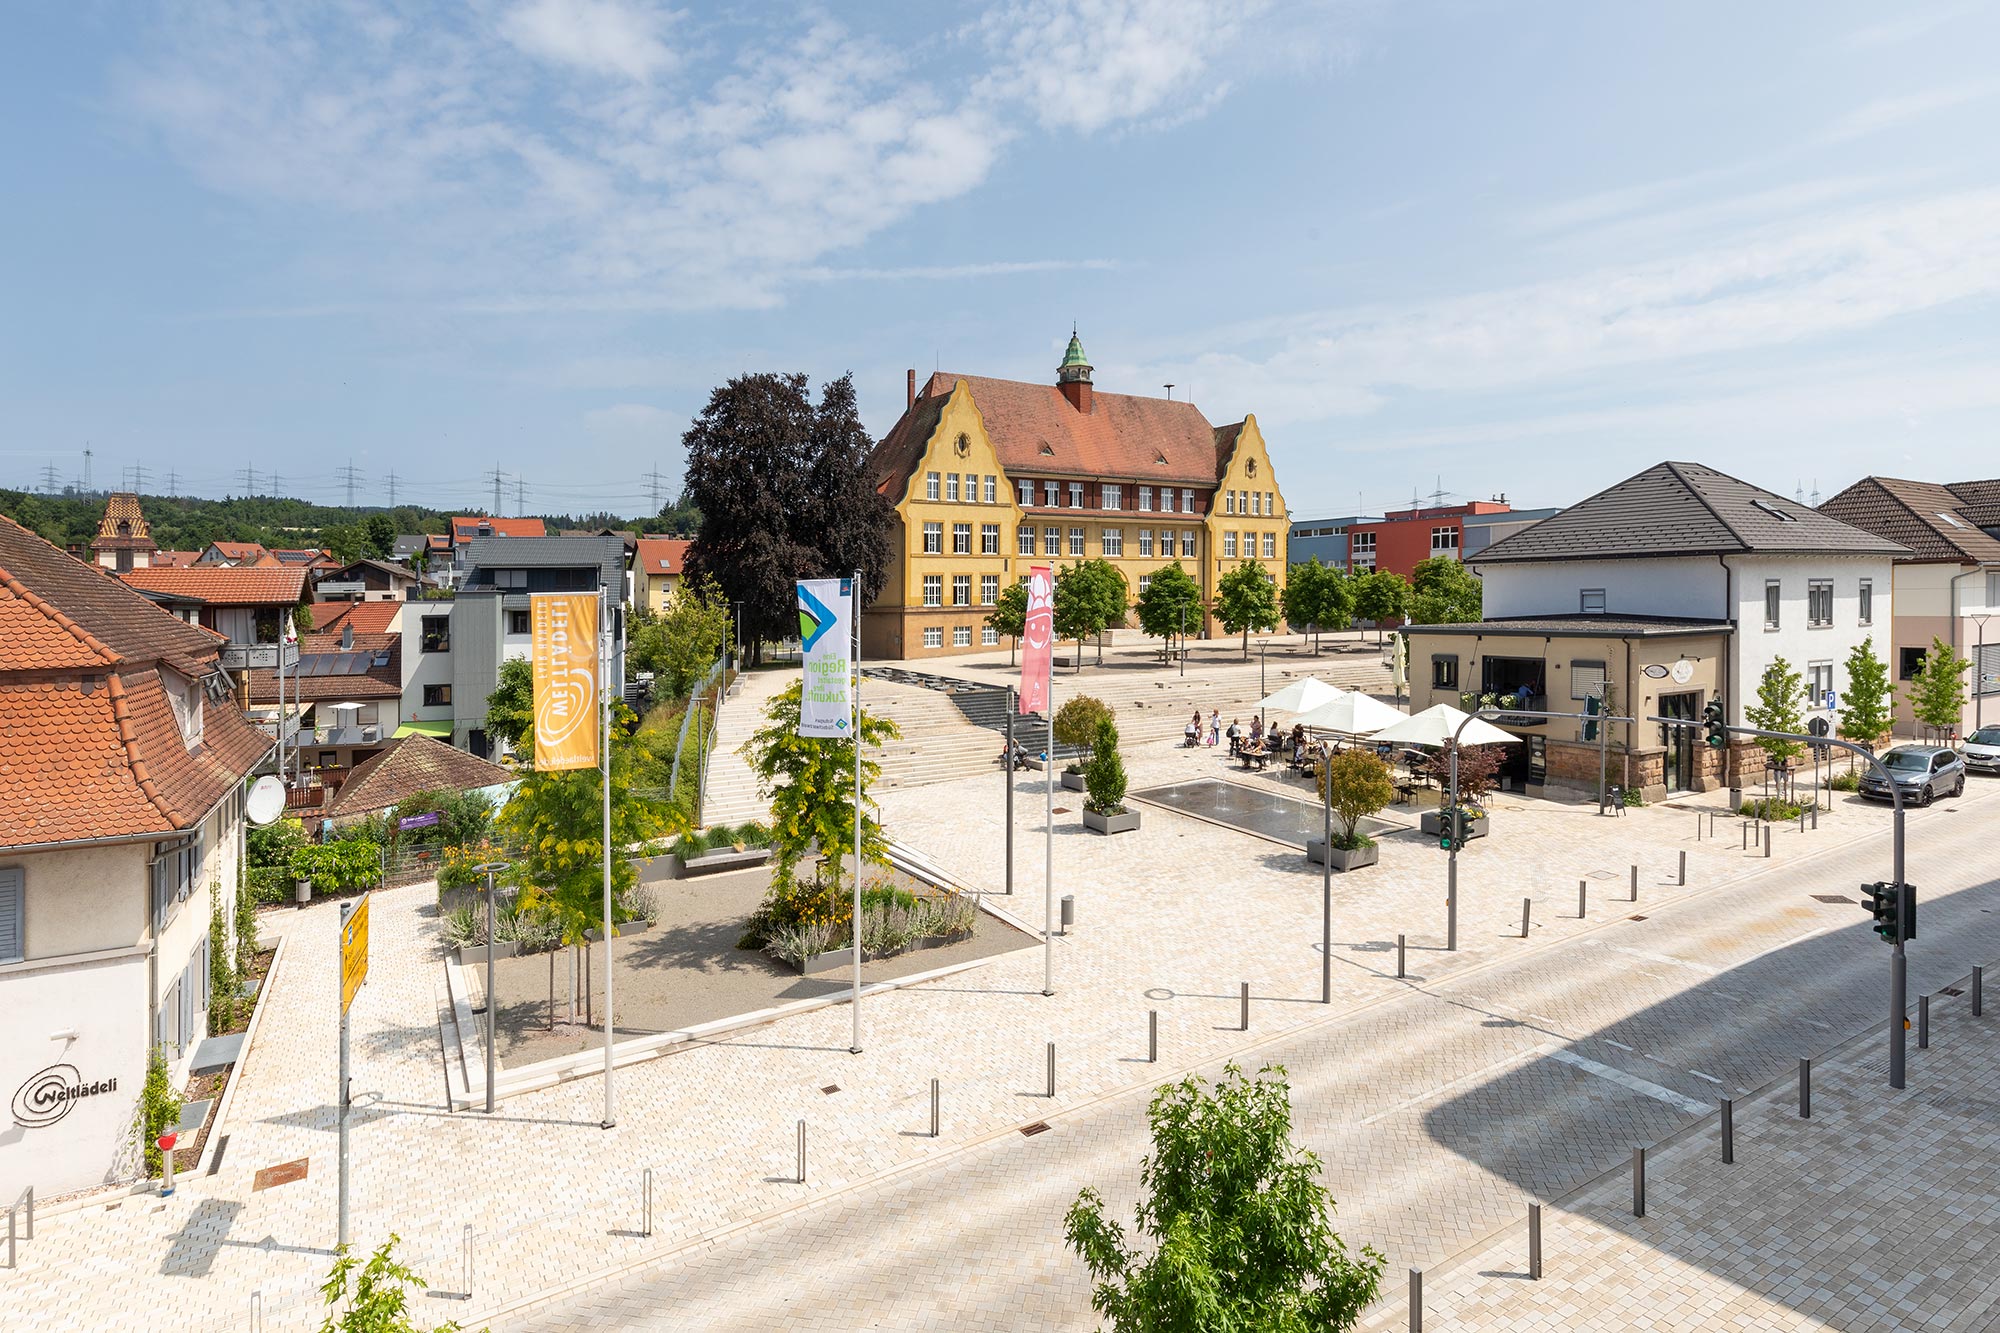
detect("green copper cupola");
top-left (1057, 328), bottom-right (1094, 411)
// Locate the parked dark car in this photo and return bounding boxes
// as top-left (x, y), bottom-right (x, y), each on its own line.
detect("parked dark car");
top-left (1964, 726), bottom-right (2000, 776)
top-left (1858, 745), bottom-right (1966, 805)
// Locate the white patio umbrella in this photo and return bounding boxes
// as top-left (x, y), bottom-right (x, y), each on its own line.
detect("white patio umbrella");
top-left (1258, 676), bottom-right (1345, 715)
top-left (1370, 702), bottom-right (1517, 748)
top-left (1293, 690), bottom-right (1409, 738)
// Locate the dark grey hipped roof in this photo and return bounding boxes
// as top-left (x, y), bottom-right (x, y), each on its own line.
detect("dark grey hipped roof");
top-left (1473, 461), bottom-right (1908, 565)
top-left (461, 535), bottom-right (629, 591)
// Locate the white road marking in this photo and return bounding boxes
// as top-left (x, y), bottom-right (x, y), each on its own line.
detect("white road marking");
top-left (1689, 1069), bottom-right (1724, 1084)
top-left (1604, 944), bottom-right (1721, 976)
top-left (1359, 1044), bottom-right (1556, 1126)
top-left (1604, 1039), bottom-right (1635, 1051)
top-left (1547, 1048), bottom-right (1712, 1116)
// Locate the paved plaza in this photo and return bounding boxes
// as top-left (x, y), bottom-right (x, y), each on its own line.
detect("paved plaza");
top-left (1, 644), bottom-right (1995, 1331)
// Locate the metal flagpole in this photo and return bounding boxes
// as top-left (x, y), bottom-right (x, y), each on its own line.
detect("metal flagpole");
top-left (601, 586), bottom-right (616, 1128)
top-left (1321, 741), bottom-right (1332, 1002)
top-left (337, 899), bottom-right (352, 1247)
top-left (851, 570), bottom-right (864, 1054)
top-left (1043, 676), bottom-right (1055, 997)
top-left (1005, 687), bottom-right (1015, 895)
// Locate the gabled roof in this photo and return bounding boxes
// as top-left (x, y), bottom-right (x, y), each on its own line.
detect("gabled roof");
top-left (120, 565), bottom-right (310, 606)
top-left (1817, 477), bottom-right (2000, 564)
top-left (1947, 478), bottom-right (2000, 529)
top-left (451, 516), bottom-right (546, 543)
top-left (871, 371), bottom-right (1226, 501)
top-left (1474, 461), bottom-right (1909, 565)
top-left (200, 541), bottom-right (270, 564)
top-left (151, 551), bottom-right (200, 568)
top-left (0, 515), bottom-right (272, 849)
top-left (271, 548), bottom-right (339, 568)
top-left (328, 557), bottom-right (418, 583)
top-left (323, 734), bottom-right (515, 817)
top-left (311, 601), bottom-right (403, 636)
top-left (634, 537), bottom-right (690, 577)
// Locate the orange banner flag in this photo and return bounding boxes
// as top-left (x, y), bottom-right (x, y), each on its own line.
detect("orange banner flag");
top-left (531, 593), bottom-right (599, 771)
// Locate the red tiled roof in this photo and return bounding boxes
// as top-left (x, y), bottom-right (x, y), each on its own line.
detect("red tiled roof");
top-left (203, 541), bottom-right (270, 562)
top-left (0, 515), bottom-right (273, 848)
top-left (151, 551), bottom-right (200, 568)
top-left (247, 631), bottom-right (400, 704)
top-left (451, 517), bottom-right (546, 543)
top-left (634, 537), bottom-right (690, 576)
top-left (120, 565), bottom-right (309, 606)
top-left (325, 734), bottom-right (515, 817)
top-left (311, 601), bottom-right (402, 635)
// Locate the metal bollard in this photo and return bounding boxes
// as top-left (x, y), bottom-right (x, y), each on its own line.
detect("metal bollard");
top-left (1578, 879), bottom-right (1587, 918)
top-left (797, 1120), bottom-right (807, 1183)
top-left (1047, 1042), bottom-right (1056, 1098)
top-left (462, 1224), bottom-right (473, 1298)
top-left (1148, 1009), bottom-right (1158, 1063)
top-left (1521, 898), bottom-right (1532, 939)
top-left (1721, 1098), bottom-right (1734, 1164)
top-left (1811, 803), bottom-right (1817, 830)
top-left (1799, 1058), bottom-right (1811, 1118)
top-left (1678, 850), bottom-right (1686, 886)
top-left (1632, 1146), bottom-right (1646, 1217)
top-left (1764, 826), bottom-right (1771, 858)
top-left (251, 1291), bottom-right (263, 1333)
top-left (642, 1167), bottom-right (654, 1237)
top-left (1240, 982), bottom-right (1250, 1031)
top-left (1695, 812), bottom-right (1702, 841)
top-left (1397, 933), bottom-right (1406, 978)
top-left (1741, 821), bottom-right (1748, 850)
top-left (1630, 865), bottom-right (1638, 902)
top-left (1528, 1202), bottom-right (1542, 1279)
top-left (1919, 995), bottom-right (1929, 1049)
top-left (1976, 966), bottom-right (1985, 1017)
top-left (1408, 1268), bottom-right (1423, 1332)
top-left (1060, 894), bottom-right (1074, 935)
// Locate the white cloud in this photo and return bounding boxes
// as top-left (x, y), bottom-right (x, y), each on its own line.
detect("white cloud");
top-left (499, 0), bottom-right (680, 82)
top-left (1822, 82), bottom-right (1997, 143)
top-left (583, 401), bottom-right (675, 434)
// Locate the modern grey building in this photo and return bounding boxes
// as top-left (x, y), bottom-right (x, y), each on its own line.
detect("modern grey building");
top-left (1287, 515), bottom-right (1379, 570)
top-left (1463, 506), bottom-right (1562, 559)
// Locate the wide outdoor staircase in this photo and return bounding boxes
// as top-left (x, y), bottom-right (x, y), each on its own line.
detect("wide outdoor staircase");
top-left (699, 670), bottom-right (785, 827)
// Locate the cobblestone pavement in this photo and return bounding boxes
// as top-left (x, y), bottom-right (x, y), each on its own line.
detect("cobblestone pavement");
top-left (2, 665), bottom-right (1992, 1330)
top-left (497, 783), bottom-right (2000, 1330)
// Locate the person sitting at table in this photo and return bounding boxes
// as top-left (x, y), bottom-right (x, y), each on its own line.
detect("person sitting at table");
top-left (1289, 723), bottom-right (1307, 756)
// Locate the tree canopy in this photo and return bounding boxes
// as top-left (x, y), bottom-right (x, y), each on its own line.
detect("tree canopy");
top-left (1906, 635), bottom-right (1970, 740)
top-left (1744, 655), bottom-right (1807, 769)
top-left (1135, 562), bottom-right (1204, 658)
top-left (1066, 1063), bottom-right (1383, 1332)
top-left (1054, 559), bottom-right (1130, 669)
top-left (1838, 637), bottom-right (1893, 748)
top-left (1407, 556), bottom-right (1482, 625)
top-left (679, 372), bottom-right (895, 666)
top-left (1214, 561), bottom-right (1279, 659)
top-left (987, 579), bottom-right (1028, 665)
top-left (1350, 571), bottom-right (1409, 642)
top-left (740, 681), bottom-right (902, 898)
top-left (1281, 558), bottom-right (1351, 651)
top-left (629, 575), bottom-right (732, 695)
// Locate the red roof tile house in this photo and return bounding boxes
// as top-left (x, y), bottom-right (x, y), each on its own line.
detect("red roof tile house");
top-left (87, 492), bottom-right (160, 573)
top-left (862, 333), bottom-right (1291, 658)
top-left (633, 537), bottom-right (690, 614)
top-left (0, 515), bottom-right (272, 1201)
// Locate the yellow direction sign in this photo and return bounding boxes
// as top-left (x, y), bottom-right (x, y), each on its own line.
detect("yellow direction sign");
top-left (341, 894), bottom-right (370, 1012)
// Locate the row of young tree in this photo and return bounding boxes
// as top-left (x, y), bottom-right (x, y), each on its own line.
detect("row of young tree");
top-left (1747, 635), bottom-right (1976, 767)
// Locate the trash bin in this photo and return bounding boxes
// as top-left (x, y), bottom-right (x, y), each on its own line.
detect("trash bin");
top-left (295, 878), bottom-right (312, 909)
top-left (1060, 895), bottom-right (1074, 934)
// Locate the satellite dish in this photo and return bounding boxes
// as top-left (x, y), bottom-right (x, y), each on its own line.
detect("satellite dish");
top-left (246, 776), bottom-right (286, 827)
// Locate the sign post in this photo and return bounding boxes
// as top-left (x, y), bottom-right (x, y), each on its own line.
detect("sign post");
top-left (797, 576), bottom-right (861, 1051)
top-left (338, 893), bottom-right (370, 1248)
top-left (1020, 565), bottom-right (1055, 997)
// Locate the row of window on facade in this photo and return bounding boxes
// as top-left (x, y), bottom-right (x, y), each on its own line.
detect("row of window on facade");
top-left (920, 625), bottom-right (1003, 649)
top-left (920, 522), bottom-right (1274, 561)
top-left (1762, 578), bottom-right (1870, 630)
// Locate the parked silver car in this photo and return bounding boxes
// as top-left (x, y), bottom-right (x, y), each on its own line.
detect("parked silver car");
top-left (1858, 745), bottom-right (1966, 805)
top-left (1965, 726), bottom-right (2000, 776)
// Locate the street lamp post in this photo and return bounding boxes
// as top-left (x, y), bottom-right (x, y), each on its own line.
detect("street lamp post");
top-left (1178, 600), bottom-right (1186, 677)
top-left (1320, 741), bottom-right (1332, 1003)
top-left (1260, 641), bottom-right (1268, 732)
top-left (474, 861), bottom-right (511, 1114)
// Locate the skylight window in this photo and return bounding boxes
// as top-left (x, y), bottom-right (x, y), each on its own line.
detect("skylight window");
top-left (1938, 512), bottom-right (1967, 529)
top-left (1750, 499), bottom-right (1797, 522)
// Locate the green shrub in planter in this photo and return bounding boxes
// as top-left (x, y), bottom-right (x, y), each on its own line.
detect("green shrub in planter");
top-left (1320, 750), bottom-right (1395, 850)
top-left (1083, 716), bottom-right (1129, 816)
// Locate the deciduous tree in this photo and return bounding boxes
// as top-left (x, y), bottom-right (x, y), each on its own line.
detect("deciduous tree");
top-left (986, 579), bottom-right (1028, 666)
top-left (1054, 558), bottom-right (1129, 670)
top-left (1744, 656), bottom-right (1807, 771)
top-left (1134, 561), bottom-right (1203, 662)
top-left (1214, 561), bottom-right (1279, 659)
top-left (1350, 571), bottom-right (1409, 642)
top-left (741, 682), bottom-right (901, 899)
top-left (1281, 558), bottom-right (1352, 652)
top-left (1408, 556), bottom-right (1482, 625)
top-left (1906, 635), bottom-right (1970, 742)
top-left (1838, 636), bottom-right (1893, 749)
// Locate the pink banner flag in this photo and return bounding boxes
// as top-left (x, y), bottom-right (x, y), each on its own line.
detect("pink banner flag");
top-left (1020, 564), bottom-right (1054, 714)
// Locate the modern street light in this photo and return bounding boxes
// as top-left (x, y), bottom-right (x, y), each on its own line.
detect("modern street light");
top-left (473, 860), bottom-right (511, 1114)
top-left (1177, 599), bottom-right (1187, 677)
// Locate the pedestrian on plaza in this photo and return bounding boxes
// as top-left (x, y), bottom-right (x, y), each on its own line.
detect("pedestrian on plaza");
top-left (1207, 709), bottom-right (1220, 746)
top-left (1184, 716), bottom-right (1200, 747)
top-left (1250, 717), bottom-right (1264, 749)
top-left (1227, 718), bottom-right (1242, 756)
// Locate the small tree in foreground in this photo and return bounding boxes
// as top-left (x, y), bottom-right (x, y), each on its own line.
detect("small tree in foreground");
top-left (1055, 696), bottom-right (1114, 772)
top-left (1838, 636), bottom-right (1892, 750)
top-left (987, 579), bottom-right (1028, 666)
top-left (1319, 750), bottom-right (1395, 850)
top-left (1082, 716), bottom-right (1129, 817)
top-left (1066, 1063), bottom-right (1383, 1332)
top-left (1744, 656), bottom-right (1806, 771)
top-left (1907, 635), bottom-right (1970, 742)
top-left (316, 1234), bottom-right (469, 1333)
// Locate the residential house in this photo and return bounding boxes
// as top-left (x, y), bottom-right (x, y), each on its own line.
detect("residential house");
top-left (150, 551), bottom-right (200, 569)
top-left (863, 332), bottom-right (1290, 657)
top-left (315, 557), bottom-right (420, 603)
top-left (86, 492), bottom-right (160, 573)
top-left (117, 566), bottom-right (312, 733)
top-left (1401, 462), bottom-right (1906, 799)
top-left (632, 537), bottom-right (691, 614)
top-left (1817, 476), bottom-right (2000, 738)
top-left (321, 735), bottom-right (514, 829)
top-left (0, 514), bottom-right (270, 1201)
top-left (246, 625), bottom-right (401, 781)
top-left (193, 541), bottom-right (271, 567)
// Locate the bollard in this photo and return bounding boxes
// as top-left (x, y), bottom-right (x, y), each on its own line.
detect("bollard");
top-left (1678, 850), bottom-right (1686, 886)
top-left (797, 1120), bottom-right (807, 1183)
top-left (1521, 898), bottom-right (1532, 939)
top-left (1976, 966), bottom-right (1985, 1018)
top-left (1148, 1010), bottom-right (1158, 1063)
top-left (1060, 894), bottom-right (1074, 935)
top-left (1919, 996), bottom-right (1930, 1049)
top-left (1798, 1058), bottom-right (1811, 1119)
top-left (1630, 865), bottom-right (1639, 902)
top-left (1408, 1268), bottom-right (1423, 1332)
top-left (1741, 821), bottom-right (1748, 851)
top-left (1811, 803), bottom-right (1817, 830)
top-left (1799, 807), bottom-right (1806, 835)
top-left (1528, 1202), bottom-right (1542, 1279)
top-left (1696, 812), bottom-right (1702, 841)
top-left (931, 1078), bottom-right (941, 1138)
top-left (251, 1292), bottom-right (263, 1333)
top-left (1240, 982), bottom-right (1251, 1032)
top-left (1578, 879), bottom-right (1587, 919)
top-left (1721, 1098), bottom-right (1734, 1164)
top-left (462, 1224), bottom-right (473, 1298)
top-left (1397, 933), bottom-right (1406, 978)
top-left (642, 1167), bottom-right (654, 1237)
top-left (1632, 1146), bottom-right (1646, 1217)
top-left (1047, 1042), bottom-right (1056, 1098)
top-left (1764, 825), bottom-right (1771, 859)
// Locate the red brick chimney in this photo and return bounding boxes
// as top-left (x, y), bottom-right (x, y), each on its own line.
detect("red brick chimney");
top-left (907, 368), bottom-right (916, 409)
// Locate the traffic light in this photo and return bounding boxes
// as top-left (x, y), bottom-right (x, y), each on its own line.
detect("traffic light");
top-left (1439, 830), bottom-right (1454, 851)
top-left (1583, 694), bottom-right (1600, 742)
top-left (1860, 882), bottom-right (1917, 943)
top-left (1702, 698), bottom-right (1727, 749)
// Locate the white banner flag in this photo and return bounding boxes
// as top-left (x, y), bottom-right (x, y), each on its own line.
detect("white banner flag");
top-left (797, 577), bottom-right (854, 738)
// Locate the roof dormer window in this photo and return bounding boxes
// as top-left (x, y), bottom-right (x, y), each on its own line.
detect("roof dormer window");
top-left (1750, 499), bottom-right (1797, 522)
top-left (160, 668), bottom-right (204, 751)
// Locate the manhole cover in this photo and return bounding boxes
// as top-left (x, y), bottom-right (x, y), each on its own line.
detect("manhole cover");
top-left (1052, 807), bottom-right (1071, 815)
top-left (252, 1158), bottom-right (309, 1192)
top-left (1020, 1122), bottom-right (1051, 1137)
top-left (1629, 915), bottom-right (1647, 921)
top-left (1942, 987), bottom-right (1964, 997)
top-left (820, 1085), bottom-right (840, 1095)
top-left (1812, 894), bottom-right (1855, 904)
top-left (1586, 870), bottom-right (1616, 881)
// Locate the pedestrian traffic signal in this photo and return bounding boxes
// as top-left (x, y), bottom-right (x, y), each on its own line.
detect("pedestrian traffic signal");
top-left (1861, 881), bottom-right (1916, 943)
top-left (1702, 698), bottom-right (1727, 749)
top-left (1439, 832), bottom-right (1453, 851)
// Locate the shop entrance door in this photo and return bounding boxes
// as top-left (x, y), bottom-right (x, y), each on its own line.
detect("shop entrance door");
top-left (1659, 692), bottom-right (1700, 791)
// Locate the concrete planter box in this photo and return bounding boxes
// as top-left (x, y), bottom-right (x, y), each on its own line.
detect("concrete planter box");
top-left (1082, 807), bottom-right (1142, 835)
top-left (633, 852), bottom-right (681, 882)
top-left (910, 928), bottom-right (973, 953)
top-left (457, 940), bottom-right (518, 968)
top-left (802, 945), bottom-right (858, 977)
top-left (1306, 839), bottom-right (1379, 871)
top-left (1060, 769), bottom-right (1087, 791)
top-left (585, 919), bottom-right (654, 942)
top-left (1419, 810), bottom-right (1490, 842)
top-left (683, 846), bottom-right (771, 878)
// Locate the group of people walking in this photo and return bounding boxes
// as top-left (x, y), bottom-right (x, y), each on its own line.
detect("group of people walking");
top-left (1178, 711), bottom-right (1313, 760)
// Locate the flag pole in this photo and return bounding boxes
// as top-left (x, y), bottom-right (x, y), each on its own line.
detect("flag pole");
top-left (601, 585), bottom-right (616, 1128)
top-left (851, 569), bottom-right (864, 1054)
top-left (1043, 670), bottom-right (1055, 997)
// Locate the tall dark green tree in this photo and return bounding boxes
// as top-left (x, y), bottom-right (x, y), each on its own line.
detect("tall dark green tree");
top-left (679, 373), bottom-right (895, 666)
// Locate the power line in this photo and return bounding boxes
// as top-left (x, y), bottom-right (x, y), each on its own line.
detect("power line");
top-left (165, 470), bottom-right (180, 498)
top-left (337, 460), bottom-right (362, 508)
top-left (642, 465), bottom-right (671, 513)
top-left (39, 463), bottom-right (61, 494)
top-left (485, 466), bottom-right (507, 516)
top-left (515, 476), bottom-right (527, 517)
top-left (386, 471), bottom-right (399, 508)
top-left (124, 464), bottom-right (150, 494)
top-left (240, 464), bottom-right (258, 497)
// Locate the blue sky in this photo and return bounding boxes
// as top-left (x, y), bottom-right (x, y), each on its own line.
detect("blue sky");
top-left (3, 1), bottom-right (1996, 520)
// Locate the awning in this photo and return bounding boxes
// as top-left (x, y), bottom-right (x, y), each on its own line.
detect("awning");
top-left (393, 719), bottom-right (454, 738)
